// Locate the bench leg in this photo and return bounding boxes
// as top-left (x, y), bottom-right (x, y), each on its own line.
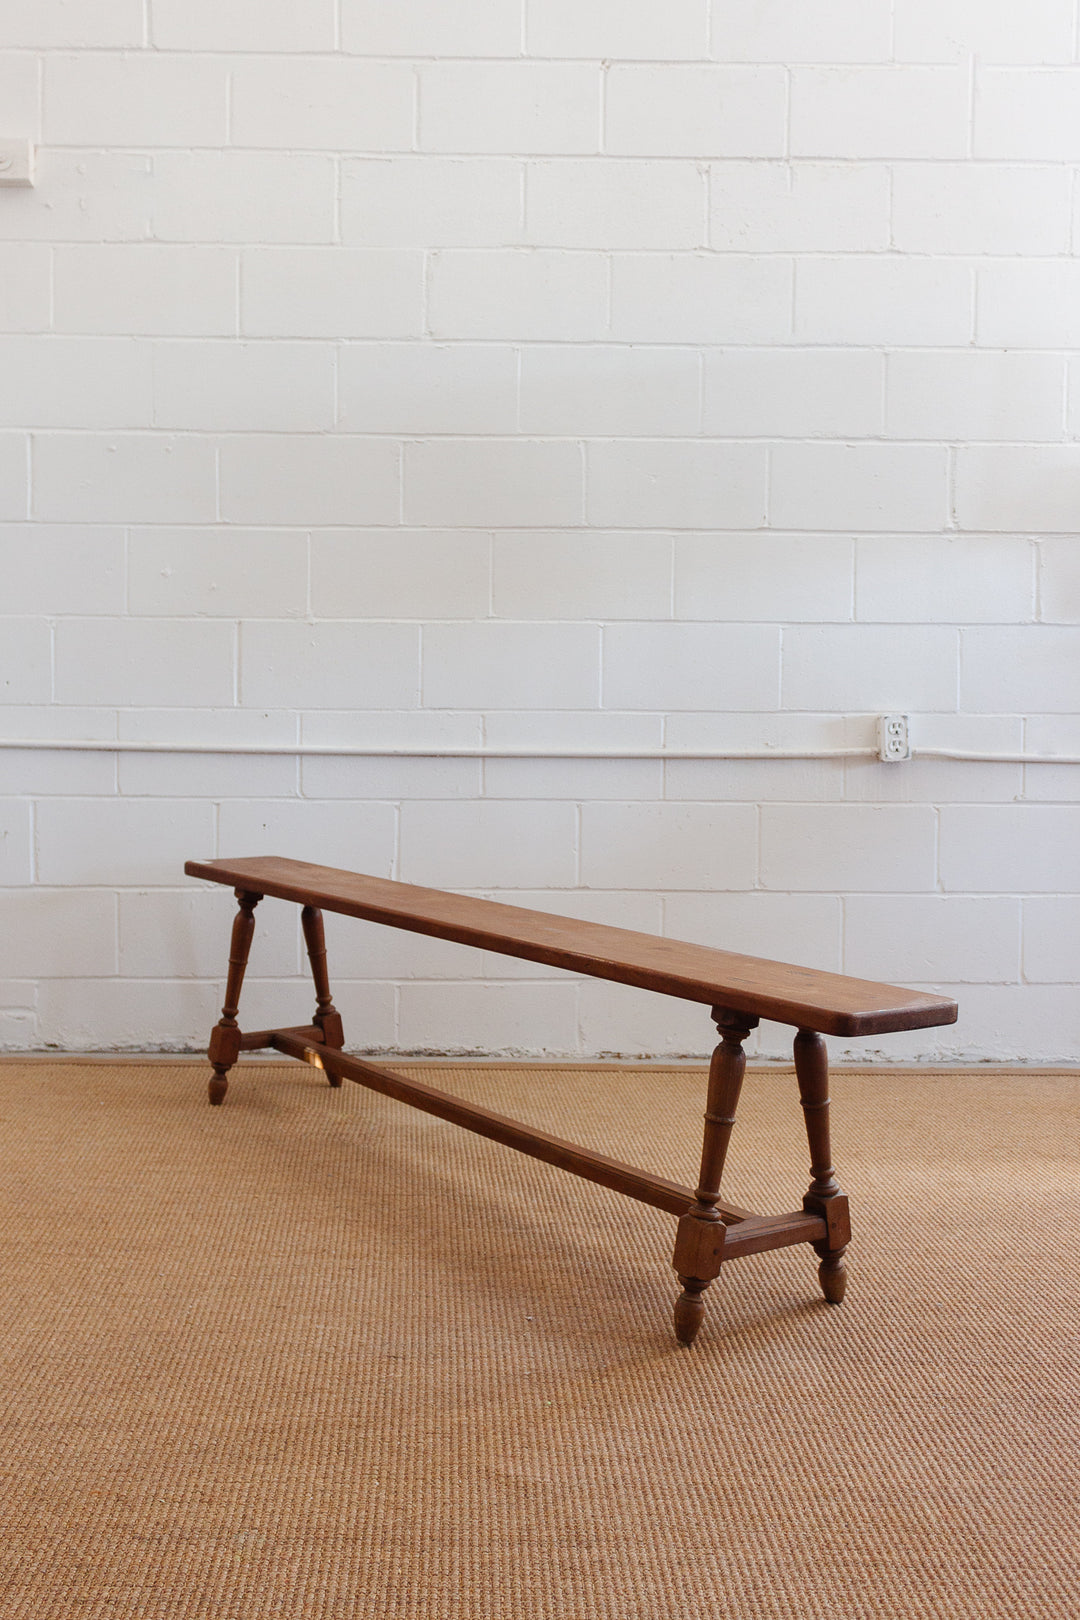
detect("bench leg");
top-left (301, 905), bottom-right (345, 1084)
top-left (793, 1028), bottom-right (851, 1304)
top-left (206, 889), bottom-right (262, 1105)
top-left (672, 1006), bottom-right (759, 1347)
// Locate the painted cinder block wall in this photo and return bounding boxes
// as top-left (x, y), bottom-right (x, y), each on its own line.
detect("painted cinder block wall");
top-left (2, 0), bottom-right (1080, 1060)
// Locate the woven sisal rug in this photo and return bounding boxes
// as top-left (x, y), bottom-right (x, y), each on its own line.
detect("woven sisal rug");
top-left (0, 1060), bottom-right (1077, 1618)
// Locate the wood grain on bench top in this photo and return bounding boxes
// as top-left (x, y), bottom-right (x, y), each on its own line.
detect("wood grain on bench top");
top-left (185, 856), bottom-right (958, 1038)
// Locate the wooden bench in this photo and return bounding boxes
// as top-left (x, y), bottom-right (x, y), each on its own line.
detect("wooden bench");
top-left (185, 855), bottom-right (958, 1347)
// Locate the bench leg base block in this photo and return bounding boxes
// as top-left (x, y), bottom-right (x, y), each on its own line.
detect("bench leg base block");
top-left (803, 1190), bottom-right (850, 1304)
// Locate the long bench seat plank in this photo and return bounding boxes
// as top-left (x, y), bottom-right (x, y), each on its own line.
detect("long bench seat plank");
top-left (186, 855), bottom-right (957, 1037)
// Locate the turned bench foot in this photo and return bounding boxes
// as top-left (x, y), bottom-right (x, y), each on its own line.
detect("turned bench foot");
top-left (673, 1279), bottom-right (709, 1346)
top-left (817, 1252), bottom-right (847, 1304)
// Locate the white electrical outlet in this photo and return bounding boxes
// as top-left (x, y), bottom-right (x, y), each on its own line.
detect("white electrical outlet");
top-left (877, 714), bottom-right (911, 762)
top-left (0, 139), bottom-right (34, 187)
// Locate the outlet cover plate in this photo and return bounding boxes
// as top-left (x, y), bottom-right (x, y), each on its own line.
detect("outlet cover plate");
top-left (877, 714), bottom-right (911, 762)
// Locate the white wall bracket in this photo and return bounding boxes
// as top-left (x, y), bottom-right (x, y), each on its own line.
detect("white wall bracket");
top-left (0, 139), bottom-right (34, 187)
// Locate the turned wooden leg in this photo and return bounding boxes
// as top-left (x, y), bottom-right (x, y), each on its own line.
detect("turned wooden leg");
top-left (301, 905), bottom-right (345, 1085)
top-left (672, 1006), bottom-right (759, 1346)
top-left (793, 1028), bottom-right (851, 1304)
top-left (206, 889), bottom-right (261, 1105)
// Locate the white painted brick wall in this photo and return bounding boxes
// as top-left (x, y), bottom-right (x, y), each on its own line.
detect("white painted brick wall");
top-left (674, 535), bottom-right (854, 622)
top-left (428, 250), bottom-right (608, 339)
top-left (43, 54), bottom-right (229, 148)
top-left (54, 620), bottom-right (236, 708)
top-left (344, 0), bottom-right (523, 59)
top-left (127, 529), bottom-right (308, 618)
top-left (313, 531), bottom-right (491, 619)
top-left (710, 163), bottom-right (889, 254)
top-left (422, 623), bottom-right (600, 710)
top-left (150, 0), bottom-right (335, 54)
top-left (525, 161), bottom-right (706, 250)
top-left (0, 623), bottom-right (50, 705)
top-left (239, 622), bottom-right (419, 710)
top-left (892, 164), bottom-right (1072, 256)
top-left (604, 66), bottom-right (787, 158)
top-left (53, 246), bottom-right (237, 336)
top-left (0, 433), bottom-right (28, 518)
top-left (527, 1), bottom-right (708, 62)
top-left (611, 253), bottom-right (793, 343)
top-left (790, 68), bottom-right (970, 159)
top-left (893, 0), bottom-right (1076, 64)
top-left (152, 342), bottom-right (336, 432)
top-left (2, 527), bottom-right (125, 615)
top-left (0, 246), bottom-right (51, 332)
top-left (150, 153), bottom-right (337, 245)
top-left (580, 804), bottom-right (759, 890)
top-left (404, 439), bottom-right (583, 527)
top-left (713, 1), bottom-right (892, 65)
top-left (341, 162), bottom-right (523, 249)
top-left (0, 56), bottom-right (40, 135)
top-left (1039, 540), bottom-right (1080, 622)
top-left (796, 257), bottom-right (974, 347)
top-left (401, 803), bottom-right (578, 888)
top-left (420, 64), bottom-right (599, 154)
top-left (975, 69), bottom-right (1080, 160)
top-left (770, 444), bottom-right (948, 532)
top-left (219, 435), bottom-right (400, 525)
top-left (493, 533), bottom-right (671, 619)
top-left (884, 353), bottom-right (1066, 443)
top-left (587, 441), bottom-right (767, 528)
top-left (782, 626), bottom-right (958, 712)
top-left (520, 346), bottom-right (701, 437)
top-left (33, 435), bottom-right (217, 523)
top-left (231, 59), bottom-right (415, 152)
top-left (0, 2), bottom-right (144, 49)
top-left (856, 538), bottom-right (1035, 624)
top-left (0, 338), bottom-right (153, 430)
top-left (978, 261), bottom-right (1080, 348)
top-left (602, 624), bottom-right (780, 711)
top-left (3, 4), bottom-right (1080, 1061)
top-left (242, 249), bottom-right (424, 339)
top-left (704, 350), bottom-right (883, 438)
top-left (0, 152), bottom-right (153, 242)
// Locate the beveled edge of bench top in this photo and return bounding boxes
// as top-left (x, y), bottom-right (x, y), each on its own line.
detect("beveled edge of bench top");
top-left (185, 855), bottom-right (958, 1039)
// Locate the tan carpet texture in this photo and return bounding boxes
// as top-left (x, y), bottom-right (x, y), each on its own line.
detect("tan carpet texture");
top-left (0, 1058), bottom-right (1077, 1618)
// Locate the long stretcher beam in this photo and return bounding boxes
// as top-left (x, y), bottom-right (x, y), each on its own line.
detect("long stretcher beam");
top-left (269, 1029), bottom-right (757, 1224)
